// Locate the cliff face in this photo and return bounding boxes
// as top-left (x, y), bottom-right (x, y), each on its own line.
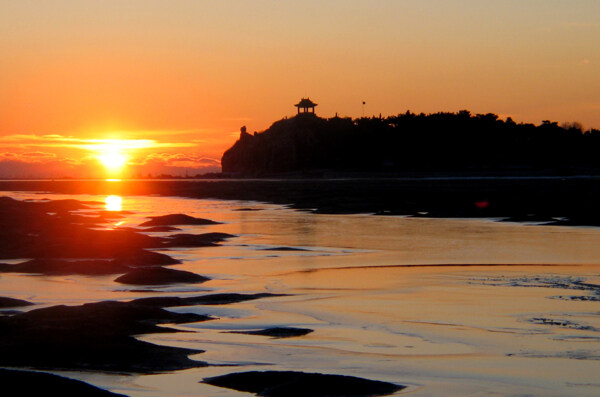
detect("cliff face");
top-left (221, 114), bottom-right (354, 175)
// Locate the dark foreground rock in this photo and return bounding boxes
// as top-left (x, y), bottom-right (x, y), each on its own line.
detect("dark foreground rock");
top-left (228, 327), bottom-right (313, 338)
top-left (140, 214), bottom-right (221, 226)
top-left (0, 369), bottom-right (127, 397)
top-left (162, 232), bottom-right (235, 247)
top-left (0, 293), bottom-right (279, 373)
top-left (143, 225), bottom-right (182, 232)
top-left (260, 247), bottom-right (309, 252)
top-left (0, 253), bottom-right (181, 276)
top-left (0, 258), bottom-right (130, 276)
top-left (0, 299), bottom-right (210, 373)
top-left (133, 292), bottom-right (282, 307)
top-left (114, 249), bottom-right (182, 266)
top-left (0, 296), bottom-right (34, 308)
top-left (202, 371), bottom-right (405, 397)
top-left (115, 266), bottom-right (210, 285)
top-left (0, 198), bottom-right (233, 275)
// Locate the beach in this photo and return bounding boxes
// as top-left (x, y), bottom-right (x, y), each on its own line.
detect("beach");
top-left (1, 181), bottom-right (600, 396)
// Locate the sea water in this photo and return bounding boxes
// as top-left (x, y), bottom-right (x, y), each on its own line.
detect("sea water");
top-left (1, 191), bottom-right (600, 396)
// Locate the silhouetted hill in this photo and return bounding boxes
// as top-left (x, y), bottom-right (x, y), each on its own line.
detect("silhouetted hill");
top-left (221, 111), bottom-right (600, 176)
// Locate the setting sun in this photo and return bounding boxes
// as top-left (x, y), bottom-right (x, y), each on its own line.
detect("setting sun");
top-left (89, 140), bottom-right (138, 173)
top-left (98, 150), bottom-right (128, 170)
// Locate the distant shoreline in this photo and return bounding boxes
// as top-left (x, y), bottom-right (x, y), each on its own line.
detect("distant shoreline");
top-left (4, 165), bottom-right (600, 182)
top-left (1, 177), bottom-right (600, 226)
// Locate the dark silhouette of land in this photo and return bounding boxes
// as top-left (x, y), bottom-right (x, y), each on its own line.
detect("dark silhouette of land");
top-left (4, 177), bottom-right (600, 226)
top-left (222, 111), bottom-right (600, 176)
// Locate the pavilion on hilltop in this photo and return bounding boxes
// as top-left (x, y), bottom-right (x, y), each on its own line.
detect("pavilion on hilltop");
top-left (295, 98), bottom-right (318, 114)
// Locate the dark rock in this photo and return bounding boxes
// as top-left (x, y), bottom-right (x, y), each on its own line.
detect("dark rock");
top-left (260, 247), bottom-right (309, 252)
top-left (133, 293), bottom-right (282, 308)
top-left (140, 214), bottom-right (220, 226)
top-left (113, 250), bottom-right (181, 266)
top-left (143, 226), bottom-right (182, 232)
top-left (554, 295), bottom-right (600, 302)
top-left (162, 232), bottom-right (236, 247)
top-left (0, 252), bottom-right (182, 276)
top-left (0, 259), bottom-right (130, 276)
top-left (0, 299), bottom-right (211, 373)
top-left (0, 293), bottom-right (282, 374)
top-left (0, 217), bottom-right (167, 261)
top-left (0, 296), bottom-right (34, 308)
top-left (530, 317), bottom-right (597, 331)
top-left (0, 310), bottom-right (23, 316)
top-left (115, 267), bottom-right (210, 285)
top-left (202, 371), bottom-right (405, 397)
top-left (228, 327), bottom-right (313, 338)
top-left (0, 369), bottom-right (128, 397)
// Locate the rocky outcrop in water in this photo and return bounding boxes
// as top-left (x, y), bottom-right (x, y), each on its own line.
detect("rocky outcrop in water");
top-left (0, 293), bottom-right (280, 373)
top-left (227, 327), bottom-right (313, 338)
top-left (203, 370), bottom-right (405, 397)
top-left (115, 266), bottom-right (210, 285)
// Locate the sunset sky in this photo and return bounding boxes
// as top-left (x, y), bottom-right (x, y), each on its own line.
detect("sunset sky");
top-left (1, 1), bottom-right (599, 178)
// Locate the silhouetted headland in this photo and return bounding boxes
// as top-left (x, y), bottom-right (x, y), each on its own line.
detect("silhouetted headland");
top-left (222, 111), bottom-right (600, 177)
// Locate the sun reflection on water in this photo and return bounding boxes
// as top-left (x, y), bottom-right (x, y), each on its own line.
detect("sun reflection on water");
top-left (105, 195), bottom-right (123, 211)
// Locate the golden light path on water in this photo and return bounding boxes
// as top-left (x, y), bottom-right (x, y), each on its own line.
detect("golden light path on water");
top-left (104, 195), bottom-right (122, 212)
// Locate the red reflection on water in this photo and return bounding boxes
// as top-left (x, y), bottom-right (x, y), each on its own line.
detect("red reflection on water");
top-left (475, 200), bottom-right (489, 209)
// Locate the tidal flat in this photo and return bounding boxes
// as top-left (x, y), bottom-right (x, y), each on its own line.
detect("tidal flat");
top-left (0, 181), bottom-right (600, 396)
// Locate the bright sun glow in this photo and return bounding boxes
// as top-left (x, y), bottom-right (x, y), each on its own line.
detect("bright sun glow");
top-left (83, 137), bottom-right (193, 175)
top-left (91, 140), bottom-right (133, 172)
top-left (105, 195), bottom-right (123, 211)
top-left (98, 150), bottom-right (128, 170)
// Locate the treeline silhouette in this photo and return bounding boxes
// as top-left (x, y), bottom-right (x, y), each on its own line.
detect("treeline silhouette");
top-left (221, 111), bottom-right (600, 175)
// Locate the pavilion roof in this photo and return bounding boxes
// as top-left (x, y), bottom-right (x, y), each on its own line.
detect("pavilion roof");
top-left (295, 98), bottom-right (318, 107)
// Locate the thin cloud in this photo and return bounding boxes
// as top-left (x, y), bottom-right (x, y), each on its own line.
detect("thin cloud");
top-left (138, 152), bottom-right (220, 167)
top-left (21, 151), bottom-right (56, 158)
top-left (0, 134), bottom-right (196, 150)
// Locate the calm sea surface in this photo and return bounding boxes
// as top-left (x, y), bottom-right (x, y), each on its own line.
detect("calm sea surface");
top-left (2, 190), bottom-right (600, 396)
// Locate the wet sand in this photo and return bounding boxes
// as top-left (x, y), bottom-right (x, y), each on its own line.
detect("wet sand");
top-left (0, 187), bottom-right (599, 395)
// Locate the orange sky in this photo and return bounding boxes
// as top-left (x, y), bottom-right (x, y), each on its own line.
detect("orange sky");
top-left (1, 1), bottom-right (599, 178)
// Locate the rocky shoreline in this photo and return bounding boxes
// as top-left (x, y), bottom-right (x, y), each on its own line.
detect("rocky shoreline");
top-left (0, 195), bottom-right (404, 396)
